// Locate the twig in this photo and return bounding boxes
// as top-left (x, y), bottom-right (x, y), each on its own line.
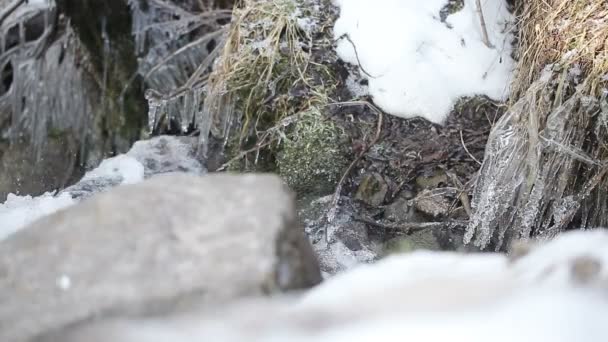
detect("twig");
top-left (0, 0), bottom-right (25, 27)
top-left (475, 0), bottom-right (493, 48)
top-left (143, 28), bottom-right (226, 81)
top-left (325, 101), bottom-right (384, 242)
top-left (355, 215), bottom-right (468, 235)
top-left (460, 130), bottom-right (482, 165)
top-left (335, 34), bottom-right (379, 79)
top-left (446, 171), bottom-right (473, 217)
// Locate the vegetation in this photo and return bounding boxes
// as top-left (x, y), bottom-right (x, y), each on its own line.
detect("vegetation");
top-left (204, 0), bottom-right (348, 194)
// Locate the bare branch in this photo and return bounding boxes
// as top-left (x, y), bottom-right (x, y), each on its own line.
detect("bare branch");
top-left (475, 0), bottom-right (493, 48)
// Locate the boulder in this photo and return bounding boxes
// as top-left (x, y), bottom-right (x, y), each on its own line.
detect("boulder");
top-left (0, 173), bottom-right (321, 342)
top-left (36, 230), bottom-right (608, 342)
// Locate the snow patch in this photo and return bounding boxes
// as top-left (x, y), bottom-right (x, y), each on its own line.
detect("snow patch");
top-left (79, 155), bottom-right (145, 185)
top-left (0, 192), bottom-right (74, 241)
top-left (333, 0), bottom-right (515, 123)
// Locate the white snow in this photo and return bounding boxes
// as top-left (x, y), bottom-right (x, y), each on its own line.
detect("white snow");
top-left (0, 192), bottom-right (74, 241)
top-left (333, 0), bottom-right (515, 124)
top-left (78, 155), bottom-right (145, 185)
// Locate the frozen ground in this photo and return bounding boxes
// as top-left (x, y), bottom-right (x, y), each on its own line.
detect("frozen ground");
top-left (333, 0), bottom-right (515, 123)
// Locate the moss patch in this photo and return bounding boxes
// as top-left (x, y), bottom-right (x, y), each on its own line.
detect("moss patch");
top-left (277, 109), bottom-right (349, 196)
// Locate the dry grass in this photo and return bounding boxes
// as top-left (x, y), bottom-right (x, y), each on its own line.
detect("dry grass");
top-left (513, 0), bottom-right (608, 97)
top-left (199, 0), bottom-right (332, 160)
top-left (466, 0), bottom-right (608, 250)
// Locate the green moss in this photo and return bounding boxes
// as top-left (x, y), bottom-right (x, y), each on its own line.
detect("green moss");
top-left (440, 0), bottom-right (465, 22)
top-left (276, 109), bottom-right (349, 196)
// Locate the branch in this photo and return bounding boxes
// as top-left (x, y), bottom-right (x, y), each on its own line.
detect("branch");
top-left (0, 0), bottom-right (25, 27)
top-left (475, 0), bottom-right (493, 48)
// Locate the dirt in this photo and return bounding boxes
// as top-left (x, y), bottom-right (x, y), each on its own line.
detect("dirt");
top-left (322, 58), bottom-right (506, 247)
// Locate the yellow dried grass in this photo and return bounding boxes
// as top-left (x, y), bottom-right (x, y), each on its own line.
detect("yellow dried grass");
top-left (514, 0), bottom-right (608, 97)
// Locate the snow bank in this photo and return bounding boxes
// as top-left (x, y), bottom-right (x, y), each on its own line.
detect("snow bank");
top-left (333, 0), bottom-right (515, 123)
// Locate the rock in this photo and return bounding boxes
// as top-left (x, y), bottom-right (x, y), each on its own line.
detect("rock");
top-left (415, 170), bottom-right (448, 189)
top-left (384, 229), bottom-right (442, 255)
top-left (413, 189), bottom-right (450, 218)
top-left (126, 136), bottom-right (204, 178)
top-left (0, 173), bottom-right (321, 342)
top-left (276, 110), bottom-right (349, 197)
top-left (384, 196), bottom-right (417, 222)
top-left (355, 172), bottom-right (388, 207)
top-left (35, 230), bottom-right (608, 342)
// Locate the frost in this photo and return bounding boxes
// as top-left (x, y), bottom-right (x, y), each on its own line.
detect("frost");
top-left (332, 0), bottom-right (515, 124)
top-left (129, 0), bottom-right (229, 133)
top-left (345, 74), bottom-right (369, 98)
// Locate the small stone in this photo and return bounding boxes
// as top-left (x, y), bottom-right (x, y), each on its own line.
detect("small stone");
top-left (355, 173), bottom-right (388, 207)
top-left (415, 170), bottom-right (448, 189)
top-left (414, 189), bottom-right (450, 217)
top-left (384, 197), bottom-right (413, 222)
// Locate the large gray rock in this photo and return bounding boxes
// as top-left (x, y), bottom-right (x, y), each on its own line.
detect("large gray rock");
top-left (0, 173), bottom-right (321, 342)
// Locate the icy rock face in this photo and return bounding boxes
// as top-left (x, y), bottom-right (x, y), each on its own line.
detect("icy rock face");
top-left (0, 173), bottom-right (321, 342)
top-left (38, 229), bottom-right (608, 342)
top-left (0, 1), bottom-right (99, 199)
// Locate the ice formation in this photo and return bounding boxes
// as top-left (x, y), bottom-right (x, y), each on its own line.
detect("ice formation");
top-left (333, 0), bottom-right (515, 124)
top-left (0, 0), bottom-right (94, 158)
top-left (129, 0), bottom-right (229, 133)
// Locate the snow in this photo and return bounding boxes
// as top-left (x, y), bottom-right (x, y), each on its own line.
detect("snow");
top-left (0, 192), bottom-right (74, 241)
top-left (0, 136), bottom-right (203, 241)
top-left (78, 155), bottom-right (145, 186)
top-left (333, 0), bottom-right (515, 124)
